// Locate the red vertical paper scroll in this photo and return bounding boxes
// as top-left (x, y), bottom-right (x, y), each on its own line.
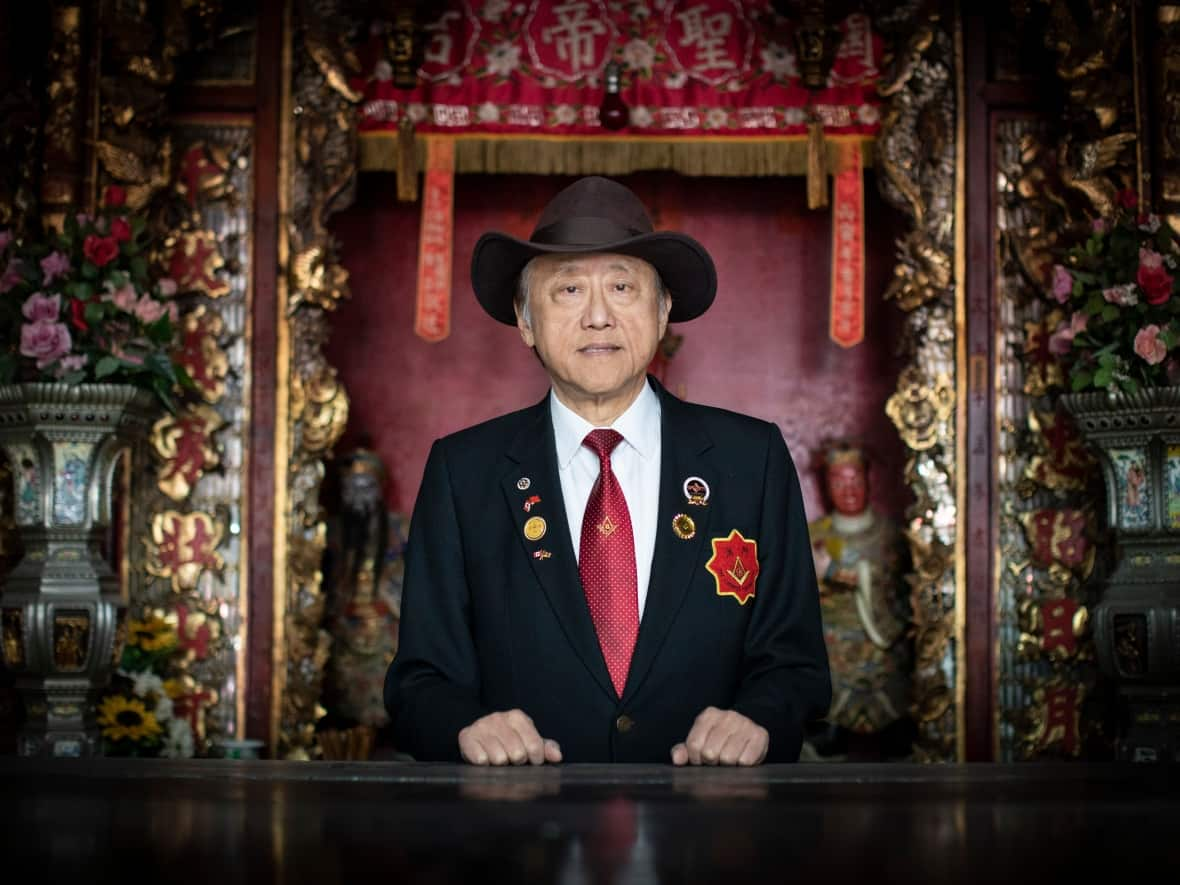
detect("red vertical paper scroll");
top-left (415, 137), bottom-right (455, 343)
top-left (829, 142), bottom-right (864, 348)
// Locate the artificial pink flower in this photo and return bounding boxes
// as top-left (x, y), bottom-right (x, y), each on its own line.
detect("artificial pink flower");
top-left (1102, 284), bottom-right (1138, 306)
top-left (133, 294), bottom-right (166, 324)
top-left (59, 354), bottom-right (88, 371)
top-left (39, 251), bottom-right (71, 285)
top-left (21, 291), bottom-right (61, 322)
top-left (1070, 312), bottom-right (1088, 335)
top-left (1048, 322), bottom-right (1074, 356)
top-left (103, 282), bottom-right (138, 313)
top-left (156, 277), bottom-right (178, 297)
top-left (1138, 247), bottom-right (1174, 305)
top-left (1091, 218), bottom-right (1107, 234)
top-left (20, 321), bottom-right (72, 368)
top-left (166, 301), bottom-right (179, 323)
top-left (1133, 324), bottom-right (1168, 366)
top-left (1051, 264), bottom-right (1073, 303)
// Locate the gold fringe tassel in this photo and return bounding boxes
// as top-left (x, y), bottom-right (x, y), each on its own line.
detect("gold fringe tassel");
top-left (806, 120), bottom-right (828, 209)
top-left (358, 132), bottom-right (874, 179)
top-left (396, 118), bottom-right (418, 202)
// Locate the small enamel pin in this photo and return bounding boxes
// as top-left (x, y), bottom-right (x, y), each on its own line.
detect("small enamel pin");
top-left (523, 516), bottom-right (547, 541)
top-left (672, 513), bottom-right (696, 540)
top-left (533, 549), bottom-right (552, 560)
top-left (597, 515), bottom-right (619, 537)
top-left (683, 476), bottom-right (710, 507)
top-left (523, 495), bottom-right (541, 512)
top-left (517, 477), bottom-right (531, 491)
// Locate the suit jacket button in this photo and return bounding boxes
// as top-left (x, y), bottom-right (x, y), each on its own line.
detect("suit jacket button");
top-left (616, 715), bottom-right (633, 733)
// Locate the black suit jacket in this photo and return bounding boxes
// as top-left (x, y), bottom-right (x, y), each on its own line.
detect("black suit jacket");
top-left (385, 378), bottom-right (831, 762)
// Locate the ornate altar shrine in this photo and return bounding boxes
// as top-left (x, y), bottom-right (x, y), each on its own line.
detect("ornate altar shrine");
top-left (0, 0), bottom-right (1176, 765)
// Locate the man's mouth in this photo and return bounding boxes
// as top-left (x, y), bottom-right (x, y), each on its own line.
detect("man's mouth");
top-left (578, 344), bottom-right (621, 354)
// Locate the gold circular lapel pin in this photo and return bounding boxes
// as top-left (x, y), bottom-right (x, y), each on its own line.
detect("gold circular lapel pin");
top-left (523, 516), bottom-right (547, 541)
top-left (672, 513), bottom-right (696, 540)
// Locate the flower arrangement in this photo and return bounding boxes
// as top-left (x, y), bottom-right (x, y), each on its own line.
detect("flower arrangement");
top-left (1047, 189), bottom-right (1180, 394)
top-left (0, 185), bottom-right (188, 409)
top-left (99, 612), bottom-right (195, 758)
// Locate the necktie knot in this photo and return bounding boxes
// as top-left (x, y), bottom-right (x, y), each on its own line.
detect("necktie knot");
top-left (583, 429), bottom-right (624, 464)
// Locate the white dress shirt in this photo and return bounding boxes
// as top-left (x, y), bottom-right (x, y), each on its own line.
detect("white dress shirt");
top-left (550, 380), bottom-right (662, 616)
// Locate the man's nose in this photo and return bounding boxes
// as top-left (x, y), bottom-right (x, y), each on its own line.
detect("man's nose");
top-left (582, 283), bottom-right (614, 328)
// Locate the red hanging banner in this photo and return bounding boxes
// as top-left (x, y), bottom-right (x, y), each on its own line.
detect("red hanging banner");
top-left (355, 2), bottom-right (882, 139)
top-left (415, 137), bottom-right (455, 343)
top-left (829, 142), bottom-right (864, 348)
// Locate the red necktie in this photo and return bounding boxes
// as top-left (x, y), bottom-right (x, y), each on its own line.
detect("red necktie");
top-left (579, 429), bottom-right (639, 698)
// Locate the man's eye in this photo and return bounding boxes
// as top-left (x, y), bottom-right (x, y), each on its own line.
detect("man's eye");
top-left (563, 285), bottom-right (579, 294)
top-left (613, 282), bottom-right (631, 292)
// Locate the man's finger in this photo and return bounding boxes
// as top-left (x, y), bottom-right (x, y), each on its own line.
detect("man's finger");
top-left (459, 731), bottom-right (489, 765)
top-left (685, 720), bottom-right (719, 766)
top-left (543, 739), bottom-right (563, 764)
top-left (482, 732), bottom-right (511, 766)
top-left (718, 728), bottom-right (750, 766)
top-left (507, 722), bottom-right (545, 765)
top-left (738, 731), bottom-right (768, 766)
top-left (670, 742), bottom-right (688, 766)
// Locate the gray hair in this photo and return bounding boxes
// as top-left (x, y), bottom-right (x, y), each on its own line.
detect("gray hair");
top-left (514, 256), bottom-right (669, 328)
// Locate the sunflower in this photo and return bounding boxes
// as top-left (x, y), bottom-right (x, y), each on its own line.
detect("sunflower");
top-left (98, 695), bottom-right (163, 743)
top-left (127, 615), bottom-right (177, 652)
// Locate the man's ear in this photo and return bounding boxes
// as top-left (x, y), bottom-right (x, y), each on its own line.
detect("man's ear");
top-left (515, 303), bottom-right (535, 348)
top-left (658, 291), bottom-right (672, 339)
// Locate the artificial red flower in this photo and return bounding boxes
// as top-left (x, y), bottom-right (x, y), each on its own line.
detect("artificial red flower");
top-left (110, 217), bottom-right (132, 243)
top-left (82, 234), bottom-right (119, 268)
top-left (1117, 189), bottom-right (1138, 210)
top-left (104, 185), bottom-right (127, 207)
top-left (69, 298), bottom-right (89, 332)
top-left (1138, 263), bottom-right (1174, 305)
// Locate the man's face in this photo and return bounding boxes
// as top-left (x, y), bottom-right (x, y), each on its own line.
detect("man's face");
top-left (826, 461), bottom-right (867, 516)
top-left (517, 252), bottom-right (669, 410)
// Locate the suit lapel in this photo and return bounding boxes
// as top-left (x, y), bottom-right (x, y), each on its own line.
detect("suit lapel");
top-left (501, 395), bottom-right (617, 702)
top-left (622, 381), bottom-right (715, 704)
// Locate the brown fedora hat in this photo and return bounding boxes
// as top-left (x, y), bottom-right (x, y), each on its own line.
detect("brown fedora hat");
top-left (470, 176), bottom-right (717, 325)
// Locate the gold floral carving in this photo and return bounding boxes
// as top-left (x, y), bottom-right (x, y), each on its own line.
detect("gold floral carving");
top-left (150, 404), bottom-right (226, 501)
top-left (167, 230), bottom-right (231, 299)
top-left (40, 4), bottom-right (85, 227)
top-left (875, 2), bottom-right (961, 761)
top-left (176, 305), bottom-right (229, 404)
top-left (885, 368), bottom-right (954, 452)
top-left (144, 510), bottom-right (226, 593)
top-left (1157, 5), bottom-right (1180, 234)
top-left (277, 0), bottom-right (362, 758)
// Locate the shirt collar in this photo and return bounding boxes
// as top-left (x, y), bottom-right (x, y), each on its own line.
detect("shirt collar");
top-left (550, 378), bottom-right (661, 470)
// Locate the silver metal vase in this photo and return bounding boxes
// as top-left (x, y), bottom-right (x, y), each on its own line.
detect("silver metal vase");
top-left (0, 383), bottom-right (157, 757)
top-left (1060, 386), bottom-right (1180, 762)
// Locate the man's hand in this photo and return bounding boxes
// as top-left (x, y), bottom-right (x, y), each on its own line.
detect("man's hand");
top-left (671, 707), bottom-right (768, 766)
top-left (458, 709), bottom-right (562, 765)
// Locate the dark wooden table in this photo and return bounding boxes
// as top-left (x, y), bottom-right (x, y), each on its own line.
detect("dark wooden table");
top-left (2, 759), bottom-right (1177, 883)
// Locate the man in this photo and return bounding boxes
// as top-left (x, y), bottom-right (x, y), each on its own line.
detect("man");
top-left (385, 176), bottom-right (830, 765)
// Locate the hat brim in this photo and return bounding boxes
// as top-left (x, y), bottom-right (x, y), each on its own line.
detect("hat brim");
top-left (470, 230), bottom-right (717, 325)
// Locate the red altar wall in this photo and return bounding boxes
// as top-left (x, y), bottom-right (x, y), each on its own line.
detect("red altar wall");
top-left (327, 171), bottom-right (907, 523)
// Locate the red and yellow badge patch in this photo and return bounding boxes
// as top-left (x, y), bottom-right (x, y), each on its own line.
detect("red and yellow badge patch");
top-left (706, 529), bottom-right (760, 605)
